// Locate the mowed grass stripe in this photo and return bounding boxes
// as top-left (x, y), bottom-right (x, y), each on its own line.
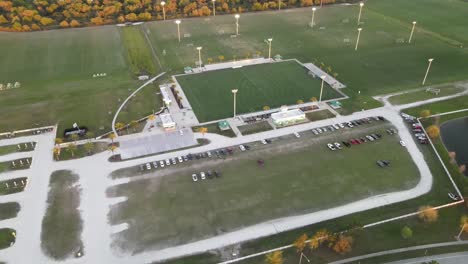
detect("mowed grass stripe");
top-left (177, 60), bottom-right (341, 122)
top-left (120, 26), bottom-right (158, 75)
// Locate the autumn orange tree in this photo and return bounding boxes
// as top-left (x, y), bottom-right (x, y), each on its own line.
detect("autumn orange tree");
top-left (420, 109), bottom-right (431, 118)
top-left (265, 250), bottom-right (283, 264)
top-left (309, 229), bottom-right (334, 250)
top-left (426, 125), bottom-right (440, 139)
top-left (293, 234), bottom-right (308, 253)
top-left (332, 235), bottom-right (353, 255)
top-left (418, 206), bottom-right (439, 223)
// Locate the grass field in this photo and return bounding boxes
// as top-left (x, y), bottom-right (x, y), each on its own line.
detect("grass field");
top-left (107, 123), bottom-right (420, 253)
top-left (0, 228), bottom-right (15, 250)
top-left (388, 85), bottom-right (465, 105)
top-left (176, 60), bottom-right (342, 122)
top-left (0, 26), bottom-right (159, 135)
top-left (147, 1), bottom-right (468, 114)
top-left (41, 170), bottom-right (83, 260)
top-left (238, 121), bottom-right (273, 135)
top-left (57, 142), bottom-right (109, 161)
top-left (305, 109), bottom-right (336, 121)
top-left (0, 202), bottom-right (20, 220)
top-left (120, 26), bottom-right (158, 75)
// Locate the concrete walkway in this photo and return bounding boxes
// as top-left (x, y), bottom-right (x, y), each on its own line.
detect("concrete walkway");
top-left (384, 251), bottom-right (468, 264)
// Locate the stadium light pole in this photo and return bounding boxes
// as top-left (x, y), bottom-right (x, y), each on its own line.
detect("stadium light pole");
top-left (357, 2), bottom-right (364, 25)
top-left (355, 27), bottom-right (362, 51)
top-left (319, 75), bottom-right (326, 102)
top-left (175, 20), bottom-right (181, 42)
top-left (267, 38), bottom-right (273, 60)
top-left (311, 7), bottom-right (317, 28)
top-left (232, 89), bottom-right (238, 118)
top-left (278, 0), bottom-right (281, 10)
top-left (212, 0), bottom-right (216, 16)
top-left (235, 14), bottom-right (240, 35)
top-left (196, 46), bottom-right (203, 69)
top-left (409, 21), bottom-right (417, 43)
top-left (161, 1), bottom-right (166, 20)
top-left (422, 58), bottom-right (434, 86)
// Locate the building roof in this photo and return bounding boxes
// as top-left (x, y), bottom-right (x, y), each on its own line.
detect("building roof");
top-left (160, 86), bottom-right (172, 104)
top-left (160, 113), bottom-right (175, 126)
top-left (271, 108), bottom-right (305, 121)
top-left (218, 120), bottom-right (230, 131)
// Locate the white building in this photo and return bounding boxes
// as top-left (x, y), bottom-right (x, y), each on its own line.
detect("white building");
top-left (160, 113), bottom-right (176, 130)
top-left (160, 86), bottom-right (172, 106)
top-left (271, 107), bottom-right (306, 127)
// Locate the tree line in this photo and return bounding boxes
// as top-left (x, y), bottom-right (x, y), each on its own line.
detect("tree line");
top-left (0, 0), bottom-right (356, 32)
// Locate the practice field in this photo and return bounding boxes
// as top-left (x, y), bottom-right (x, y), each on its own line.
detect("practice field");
top-left (175, 60), bottom-right (342, 122)
top-left (107, 123), bottom-right (420, 253)
top-left (146, 0), bottom-right (468, 112)
top-left (0, 26), bottom-right (159, 135)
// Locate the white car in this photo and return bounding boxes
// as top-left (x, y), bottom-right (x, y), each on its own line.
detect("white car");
top-left (178, 156), bottom-right (183, 163)
top-left (192, 174), bottom-right (198, 182)
top-left (200, 172), bottom-right (206, 180)
top-left (207, 151), bottom-right (212, 158)
top-left (317, 128), bottom-right (323, 133)
top-left (179, 130), bottom-right (184, 136)
top-left (171, 158), bottom-right (177, 165)
top-left (347, 122), bottom-right (354, 128)
top-left (327, 143), bottom-right (336, 151)
top-left (261, 139), bottom-right (267, 145)
top-left (239, 145), bottom-right (246, 151)
top-left (400, 140), bottom-right (406, 147)
top-left (333, 124), bottom-right (340, 130)
top-left (334, 142), bottom-right (342, 150)
top-left (338, 123), bottom-right (345, 129)
top-left (294, 132), bottom-right (301, 138)
top-left (160, 161), bottom-right (165, 168)
top-left (165, 159), bottom-right (170, 166)
top-left (146, 163), bottom-right (151, 170)
top-left (322, 127), bottom-right (328, 132)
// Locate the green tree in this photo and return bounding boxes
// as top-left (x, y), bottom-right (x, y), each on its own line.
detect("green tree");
top-left (84, 142), bottom-right (94, 155)
top-left (70, 133), bottom-right (79, 143)
top-left (66, 143), bottom-right (77, 158)
top-left (401, 226), bottom-right (413, 239)
top-left (420, 109), bottom-right (431, 118)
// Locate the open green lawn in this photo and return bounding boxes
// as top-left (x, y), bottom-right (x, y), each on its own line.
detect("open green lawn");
top-left (120, 26), bottom-right (158, 75)
top-left (404, 95), bottom-right (468, 117)
top-left (0, 202), bottom-right (20, 221)
top-left (58, 142), bottom-right (109, 161)
top-left (0, 228), bottom-right (16, 250)
top-left (305, 109), bottom-right (336, 121)
top-left (388, 85), bottom-right (466, 105)
top-left (176, 60), bottom-right (342, 122)
top-left (107, 123), bottom-right (420, 253)
top-left (147, 1), bottom-right (468, 114)
top-left (0, 26), bottom-right (158, 135)
top-left (41, 170), bottom-right (83, 260)
top-left (238, 121), bottom-right (273, 135)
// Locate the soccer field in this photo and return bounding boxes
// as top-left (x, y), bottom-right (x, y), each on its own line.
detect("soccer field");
top-left (175, 60), bottom-right (342, 122)
top-left (107, 123), bottom-right (420, 253)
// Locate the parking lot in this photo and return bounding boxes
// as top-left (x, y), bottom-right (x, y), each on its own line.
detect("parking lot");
top-left (107, 117), bottom-right (421, 253)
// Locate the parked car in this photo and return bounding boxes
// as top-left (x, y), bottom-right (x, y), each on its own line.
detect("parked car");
top-left (207, 170), bottom-right (213, 179)
top-left (338, 123), bottom-right (345, 128)
top-left (200, 172), bottom-right (206, 180)
top-left (322, 127), bottom-right (328, 132)
top-left (178, 156), bottom-right (183, 163)
top-left (160, 161), bottom-right (165, 168)
top-left (347, 122), bottom-right (354, 128)
top-left (327, 143), bottom-right (336, 151)
top-left (265, 139), bottom-right (272, 144)
top-left (239, 145), bottom-right (246, 151)
top-left (400, 140), bottom-right (406, 147)
top-left (152, 161), bottom-right (158, 168)
top-left (342, 141), bottom-right (351, 147)
top-left (261, 139), bottom-right (267, 145)
top-left (165, 159), bottom-right (170, 166)
top-left (366, 135), bottom-right (375, 141)
top-left (183, 155), bottom-right (188, 162)
top-left (245, 145), bottom-right (251, 150)
top-left (214, 170), bottom-right (221, 177)
top-left (207, 151), bottom-right (212, 158)
top-left (312, 129), bottom-right (318, 135)
top-left (146, 163), bottom-right (151, 170)
top-left (192, 174), bottom-right (198, 182)
top-left (294, 132), bottom-right (301, 138)
top-left (334, 142), bottom-right (342, 150)
top-left (171, 158), bottom-right (177, 165)
top-left (317, 128), bottom-right (323, 133)
top-left (333, 124), bottom-right (340, 130)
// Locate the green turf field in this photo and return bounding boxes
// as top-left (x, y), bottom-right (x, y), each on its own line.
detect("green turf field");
top-left (0, 26), bottom-right (160, 135)
top-left (146, 1), bottom-right (468, 112)
top-left (107, 123), bottom-right (419, 253)
top-left (175, 60), bottom-right (342, 122)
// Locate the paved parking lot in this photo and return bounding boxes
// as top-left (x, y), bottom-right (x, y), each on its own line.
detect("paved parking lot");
top-left (119, 128), bottom-right (198, 160)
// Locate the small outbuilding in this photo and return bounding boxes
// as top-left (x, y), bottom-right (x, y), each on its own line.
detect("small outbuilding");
top-left (271, 107), bottom-right (306, 127)
top-left (160, 113), bottom-right (176, 130)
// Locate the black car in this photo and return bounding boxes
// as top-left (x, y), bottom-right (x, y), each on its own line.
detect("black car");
top-left (245, 145), bottom-right (251, 150)
top-left (214, 170), bottom-right (221, 177)
top-left (342, 141), bottom-right (351, 147)
top-left (265, 139), bottom-right (272, 144)
top-left (207, 170), bottom-right (213, 179)
top-left (378, 116), bottom-right (385, 121)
